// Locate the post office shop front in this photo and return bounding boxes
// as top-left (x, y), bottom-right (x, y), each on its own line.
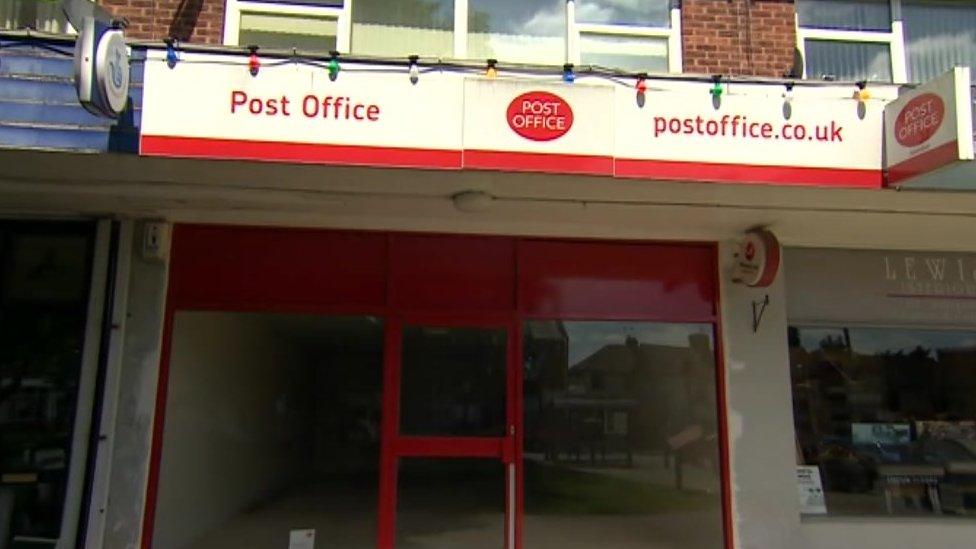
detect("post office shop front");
top-left (142, 227), bottom-right (730, 549)
top-left (130, 47), bottom-right (897, 549)
top-left (11, 32), bottom-right (976, 549)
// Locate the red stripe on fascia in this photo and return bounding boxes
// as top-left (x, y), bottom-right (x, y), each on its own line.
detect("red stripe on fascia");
top-left (615, 158), bottom-right (883, 188)
top-left (139, 135), bottom-right (463, 170)
top-left (887, 140), bottom-right (960, 186)
top-left (464, 149), bottom-right (614, 176)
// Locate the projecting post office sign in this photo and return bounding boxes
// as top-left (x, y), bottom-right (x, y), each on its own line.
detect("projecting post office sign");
top-left (732, 229), bottom-right (781, 287)
top-left (884, 67), bottom-right (974, 185)
top-left (894, 93), bottom-right (945, 148)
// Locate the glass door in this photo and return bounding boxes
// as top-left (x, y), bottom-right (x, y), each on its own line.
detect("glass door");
top-left (378, 316), bottom-right (517, 549)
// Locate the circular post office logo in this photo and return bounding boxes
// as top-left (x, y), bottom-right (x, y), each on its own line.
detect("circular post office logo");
top-left (95, 29), bottom-right (130, 115)
top-left (507, 91), bottom-right (573, 141)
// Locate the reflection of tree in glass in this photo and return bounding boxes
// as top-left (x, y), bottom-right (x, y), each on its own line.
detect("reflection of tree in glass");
top-left (818, 330), bottom-right (850, 352)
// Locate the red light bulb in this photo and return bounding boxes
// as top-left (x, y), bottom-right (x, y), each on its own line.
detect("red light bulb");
top-left (247, 46), bottom-right (260, 76)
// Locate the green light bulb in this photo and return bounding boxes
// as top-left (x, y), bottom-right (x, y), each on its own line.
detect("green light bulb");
top-left (328, 58), bottom-right (340, 81)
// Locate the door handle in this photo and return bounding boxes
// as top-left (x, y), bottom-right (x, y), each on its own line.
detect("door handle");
top-left (502, 424), bottom-right (517, 463)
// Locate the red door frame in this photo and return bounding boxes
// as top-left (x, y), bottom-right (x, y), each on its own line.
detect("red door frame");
top-left (140, 226), bottom-right (733, 549)
top-left (377, 313), bottom-right (520, 549)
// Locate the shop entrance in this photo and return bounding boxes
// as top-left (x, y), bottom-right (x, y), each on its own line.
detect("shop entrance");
top-left (379, 317), bottom-right (517, 549)
top-left (144, 227), bottom-right (730, 549)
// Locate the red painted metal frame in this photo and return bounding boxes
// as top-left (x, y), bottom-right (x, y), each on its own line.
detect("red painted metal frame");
top-left (711, 245), bottom-right (736, 549)
top-left (140, 226), bottom-right (733, 549)
top-left (378, 314), bottom-right (519, 549)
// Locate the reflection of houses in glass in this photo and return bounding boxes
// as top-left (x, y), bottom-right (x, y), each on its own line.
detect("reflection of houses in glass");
top-left (525, 321), bottom-right (717, 471)
top-left (791, 332), bottom-right (976, 457)
top-left (790, 327), bottom-right (976, 515)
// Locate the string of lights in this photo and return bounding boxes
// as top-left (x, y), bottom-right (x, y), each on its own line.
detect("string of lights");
top-left (0, 30), bottom-right (875, 103)
top-left (157, 39), bottom-right (878, 103)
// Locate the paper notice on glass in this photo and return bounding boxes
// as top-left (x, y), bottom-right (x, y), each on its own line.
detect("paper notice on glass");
top-left (796, 466), bottom-right (827, 514)
top-left (289, 529), bottom-right (315, 549)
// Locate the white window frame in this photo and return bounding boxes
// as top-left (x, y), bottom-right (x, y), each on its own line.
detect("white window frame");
top-left (569, 1), bottom-right (682, 73)
top-left (222, 0), bottom-right (682, 73)
top-left (223, 0), bottom-right (351, 52)
top-left (795, 0), bottom-right (908, 83)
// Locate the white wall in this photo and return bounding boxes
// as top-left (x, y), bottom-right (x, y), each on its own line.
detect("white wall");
top-left (152, 312), bottom-right (307, 549)
top-left (719, 241), bottom-right (805, 549)
top-left (102, 221), bottom-right (169, 549)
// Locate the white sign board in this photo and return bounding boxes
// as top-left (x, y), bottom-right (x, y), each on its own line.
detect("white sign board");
top-left (786, 248), bottom-right (976, 326)
top-left (141, 50), bottom-right (888, 188)
top-left (616, 84), bottom-right (883, 186)
top-left (140, 50), bottom-right (464, 169)
top-left (796, 466), bottom-right (827, 515)
top-left (885, 67), bottom-right (974, 186)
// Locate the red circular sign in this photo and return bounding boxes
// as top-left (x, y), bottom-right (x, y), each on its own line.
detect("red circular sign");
top-left (744, 241), bottom-right (756, 261)
top-left (895, 93), bottom-right (945, 148)
top-left (733, 229), bottom-right (781, 288)
top-left (506, 91), bottom-right (573, 141)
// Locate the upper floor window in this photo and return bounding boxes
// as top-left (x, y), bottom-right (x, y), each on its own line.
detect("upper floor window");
top-left (224, 0), bottom-right (681, 72)
top-left (902, 0), bottom-right (976, 83)
top-left (1, 0), bottom-right (71, 33)
top-left (796, 0), bottom-right (976, 83)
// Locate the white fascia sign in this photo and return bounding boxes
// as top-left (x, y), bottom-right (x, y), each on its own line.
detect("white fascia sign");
top-left (139, 50), bottom-right (887, 188)
top-left (75, 16), bottom-right (130, 118)
top-left (885, 67), bottom-right (974, 188)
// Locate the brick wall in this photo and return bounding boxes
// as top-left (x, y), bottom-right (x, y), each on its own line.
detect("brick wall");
top-left (682, 0), bottom-right (797, 78)
top-left (101, 0), bottom-right (224, 44)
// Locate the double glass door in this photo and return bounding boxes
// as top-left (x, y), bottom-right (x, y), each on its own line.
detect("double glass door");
top-left (379, 316), bottom-right (517, 549)
top-left (377, 317), bottom-right (727, 549)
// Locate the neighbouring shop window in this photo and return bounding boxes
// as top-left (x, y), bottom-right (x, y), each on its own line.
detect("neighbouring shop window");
top-left (0, 223), bottom-right (95, 547)
top-left (796, 0), bottom-right (976, 83)
top-left (152, 312), bottom-right (383, 549)
top-left (522, 320), bottom-right (725, 549)
top-left (0, 1), bottom-right (71, 33)
top-left (790, 326), bottom-right (976, 517)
